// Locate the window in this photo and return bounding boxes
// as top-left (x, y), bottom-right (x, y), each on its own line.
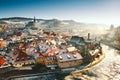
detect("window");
top-left (73, 54), bottom-right (77, 58)
top-left (67, 55), bottom-right (71, 59)
top-left (59, 56), bottom-right (63, 60)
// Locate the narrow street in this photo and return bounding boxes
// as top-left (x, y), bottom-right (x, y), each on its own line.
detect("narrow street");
top-left (65, 44), bottom-right (120, 80)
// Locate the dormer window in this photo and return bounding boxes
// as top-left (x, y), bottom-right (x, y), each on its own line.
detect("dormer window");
top-left (16, 58), bottom-right (19, 61)
top-left (34, 49), bottom-right (37, 52)
top-left (67, 55), bottom-right (71, 59)
top-left (55, 51), bottom-right (59, 55)
top-left (73, 54), bottom-right (77, 58)
top-left (22, 57), bottom-right (24, 60)
top-left (59, 56), bottom-right (63, 60)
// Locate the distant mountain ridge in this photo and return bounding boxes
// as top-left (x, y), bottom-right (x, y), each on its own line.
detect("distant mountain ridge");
top-left (0, 17), bottom-right (33, 20)
top-left (0, 17), bottom-right (110, 31)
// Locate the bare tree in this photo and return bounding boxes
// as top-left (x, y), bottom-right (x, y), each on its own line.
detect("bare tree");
top-left (115, 26), bottom-right (120, 49)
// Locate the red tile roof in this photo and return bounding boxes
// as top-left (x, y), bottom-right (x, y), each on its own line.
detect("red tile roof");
top-left (0, 58), bottom-right (5, 66)
top-left (15, 50), bottom-right (30, 62)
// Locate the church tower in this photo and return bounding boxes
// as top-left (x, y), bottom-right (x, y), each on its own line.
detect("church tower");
top-left (31, 16), bottom-right (37, 29)
top-left (29, 16), bottom-right (38, 35)
top-left (33, 16), bottom-right (36, 27)
top-left (34, 16), bottom-right (36, 23)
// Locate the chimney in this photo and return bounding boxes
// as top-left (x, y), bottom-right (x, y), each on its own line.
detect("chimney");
top-left (88, 33), bottom-right (90, 40)
top-left (99, 41), bottom-right (101, 46)
top-left (95, 37), bottom-right (96, 41)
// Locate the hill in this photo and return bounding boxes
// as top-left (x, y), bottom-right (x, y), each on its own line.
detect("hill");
top-left (0, 17), bottom-right (110, 36)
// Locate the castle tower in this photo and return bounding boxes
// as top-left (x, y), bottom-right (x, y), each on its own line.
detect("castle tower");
top-left (31, 16), bottom-right (37, 29)
top-left (34, 16), bottom-right (36, 23)
top-left (33, 16), bottom-right (36, 27)
top-left (88, 33), bottom-right (90, 40)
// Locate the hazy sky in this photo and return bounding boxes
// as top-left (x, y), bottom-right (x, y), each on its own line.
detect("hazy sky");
top-left (0, 0), bottom-right (120, 26)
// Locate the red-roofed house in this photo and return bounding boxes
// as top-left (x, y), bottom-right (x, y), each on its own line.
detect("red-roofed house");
top-left (0, 58), bottom-right (5, 66)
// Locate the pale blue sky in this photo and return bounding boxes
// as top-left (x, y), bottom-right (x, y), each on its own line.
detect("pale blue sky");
top-left (0, 0), bottom-right (120, 26)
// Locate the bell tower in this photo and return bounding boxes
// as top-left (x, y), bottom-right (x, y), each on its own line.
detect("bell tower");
top-left (31, 16), bottom-right (37, 29)
top-left (34, 16), bottom-right (36, 23)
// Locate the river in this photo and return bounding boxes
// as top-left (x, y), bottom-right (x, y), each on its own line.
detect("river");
top-left (65, 44), bottom-right (120, 80)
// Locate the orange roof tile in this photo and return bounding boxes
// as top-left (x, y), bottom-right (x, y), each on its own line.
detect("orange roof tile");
top-left (0, 58), bottom-right (5, 66)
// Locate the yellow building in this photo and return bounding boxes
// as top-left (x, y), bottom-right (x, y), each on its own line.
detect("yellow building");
top-left (36, 57), bottom-right (46, 65)
top-left (0, 40), bottom-right (7, 48)
top-left (36, 56), bottom-right (57, 66)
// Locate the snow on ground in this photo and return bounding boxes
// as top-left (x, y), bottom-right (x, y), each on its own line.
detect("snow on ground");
top-left (65, 44), bottom-right (120, 80)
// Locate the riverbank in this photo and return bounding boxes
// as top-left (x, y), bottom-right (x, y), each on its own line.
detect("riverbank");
top-left (65, 52), bottom-right (105, 80)
top-left (101, 41), bottom-right (120, 50)
top-left (0, 44), bottom-right (106, 80)
top-left (1, 52), bottom-right (104, 80)
top-left (5, 72), bottom-right (69, 80)
top-left (65, 50), bottom-right (105, 80)
top-left (0, 68), bottom-right (70, 80)
top-left (65, 44), bottom-right (120, 80)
